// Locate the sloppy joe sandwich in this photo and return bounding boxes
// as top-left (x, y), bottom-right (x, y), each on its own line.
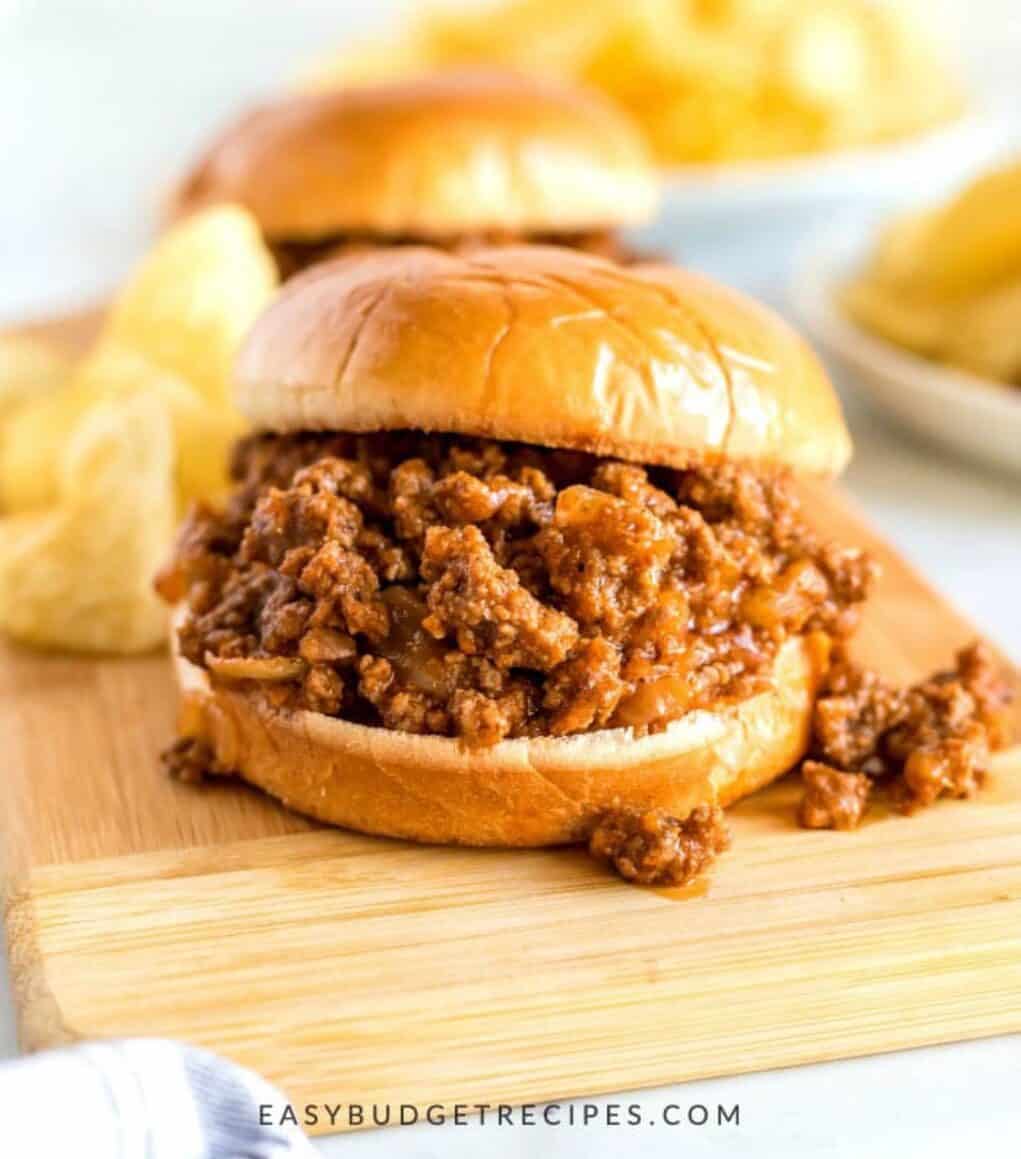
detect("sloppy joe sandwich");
top-left (172, 72), bottom-right (658, 278)
top-left (158, 245), bottom-right (1012, 886)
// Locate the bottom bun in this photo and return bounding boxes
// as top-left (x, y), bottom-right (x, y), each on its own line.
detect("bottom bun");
top-left (172, 622), bottom-right (828, 847)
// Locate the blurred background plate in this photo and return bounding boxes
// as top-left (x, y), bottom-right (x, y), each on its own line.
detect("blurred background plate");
top-left (791, 214), bottom-right (1021, 477)
top-left (661, 113), bottom-right (1003, 216)
top-left (644, 113), bottom-right (1006, 297)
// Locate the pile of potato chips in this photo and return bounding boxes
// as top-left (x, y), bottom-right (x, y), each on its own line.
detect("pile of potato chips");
top-left (301, 0), bottom-right (963, 165)
top-left (843, 157), bottom-right (1021, 388)
top-left (0, 207), bottom-right (278, 653)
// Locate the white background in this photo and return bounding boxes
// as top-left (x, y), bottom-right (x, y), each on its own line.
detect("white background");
top-left (1, 2), bottom-right (1020, 1155)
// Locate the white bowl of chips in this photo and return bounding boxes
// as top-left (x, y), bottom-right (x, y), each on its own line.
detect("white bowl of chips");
top-left (642, 113), bottom-right (1005, 283)
top-left (789, 214), bottom-right (1021, 477)
top-left (660, 113), bottom-right (1002, 221)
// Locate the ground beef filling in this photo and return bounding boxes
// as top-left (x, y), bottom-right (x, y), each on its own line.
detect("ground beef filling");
top-left (160, 736), bottom-right (222, 785)
top-left (797, 642), bottom-right (1014, 829)
top-left (158, 431), bottom-right (875, 748)
top-left (270, 228), bottom-right (643, 279)
top-left (585, 641), bottom-right (1014, 885)
top-left (588, 806), bottom-right (731, 887)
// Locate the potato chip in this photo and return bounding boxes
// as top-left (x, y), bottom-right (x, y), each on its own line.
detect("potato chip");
top-left (841, 281), bottom-right (948, 360)
top-left (914, 160), bottom-right (1021, 299)
top-left (1, 345), bottom-right (250, 517)
top-left (863, 210), bottom-right (938, 288)
top-left (0, 336), bottom-right (71, 424)
top-left (103, 205), bottom-right (278, 406)
top-left (0, 204), bottom-right (277, 652)
top-left (0, 391), bottom-right (176, 653)
top-left (425, 0), bottom-right (625, 74)
top-left (944, 281), bottom-right (1021, 385)
top-left (1, 206), bottom-right (275, 519)
top-left (779, 7), bottom-right (870, 113)
top-left (75, 345), bottom-right (248, 507)
top-left (298, 34), bottom-right (432, 90)
top-left (845, 155), bottom-right (1021, 387)
top-left (0, 377), bottom-right (98, 512)
top-left (301, 0), bottom-right (962, 164)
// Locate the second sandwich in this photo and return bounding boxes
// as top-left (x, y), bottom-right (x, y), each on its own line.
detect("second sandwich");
top-left (173, 71), bottom-right (658, 277)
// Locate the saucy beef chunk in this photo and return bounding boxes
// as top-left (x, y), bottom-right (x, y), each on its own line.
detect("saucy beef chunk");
top-left (420, 524), bottom-right (579, 670)
top-left (270, 228), bottom-right (644, 280)
top-left (161, 736), bottom-right (220, 784)
top-left (538, 485), bottom-right (675, 634)
top-left (798, 642), bottom-right (1013, 828)
top-left (588, 805), bottom-right (731, 887)
top-left (798, 761), bottom-right (872, 830)
top-left (162, 431), bottom-right (875, 747)
top-left (888, 642), bottom-right (1013, 810)
top-left (811, 658), bottom-right (906, 774)
top-left (543, 637), bottom-right (625, 735)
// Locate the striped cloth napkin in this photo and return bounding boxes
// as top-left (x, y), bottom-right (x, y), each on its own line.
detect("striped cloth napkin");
top-left (0, 1038), bottom-right (315, 1157)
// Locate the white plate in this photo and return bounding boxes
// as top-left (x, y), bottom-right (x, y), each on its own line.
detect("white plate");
top-left (789, 215), bottom-right (1021, 477)
top-left (636, 114), bottom-right (1007, 297)
top-left (660, 113), bottom-right (1004, 221)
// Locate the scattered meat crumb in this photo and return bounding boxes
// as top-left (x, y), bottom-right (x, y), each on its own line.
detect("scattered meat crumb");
top-left (797, 641), bottom-right (1013, 829)
top-left (160, 736), bottom-right (221, 784)
top-left (588, 805), bottom-right (731, 886)
top-left (798, 761), bottom-right (871, 830)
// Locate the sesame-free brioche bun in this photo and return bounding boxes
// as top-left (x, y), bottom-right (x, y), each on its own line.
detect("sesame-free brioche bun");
top-left (235, 245), bottom-right (852, 476)
top-left (174, 622), bottom-right (826, 847)
top-left (173, 71), bottom-right (658, 239)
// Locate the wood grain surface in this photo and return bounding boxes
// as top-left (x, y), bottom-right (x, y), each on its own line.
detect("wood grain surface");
top-left (1, 311), bottom-right (1020, 1133)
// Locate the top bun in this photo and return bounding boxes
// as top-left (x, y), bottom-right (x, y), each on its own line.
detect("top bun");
top-left (235, 246), bottom-right (852, 477)
top-left (174, 71), bottom-right (658, 239)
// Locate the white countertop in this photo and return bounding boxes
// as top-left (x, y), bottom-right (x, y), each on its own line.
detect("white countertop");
top-left (2, 2), bottom-right (1020, 1154)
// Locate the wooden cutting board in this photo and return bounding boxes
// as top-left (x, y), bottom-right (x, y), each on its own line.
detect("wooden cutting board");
top-left (2, 312), bottom-right (1020, 1134)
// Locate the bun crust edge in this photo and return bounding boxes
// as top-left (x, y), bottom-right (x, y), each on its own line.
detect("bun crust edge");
top-left (173, 632), bottom-right (826, 847)
top-left (236, 247), bottom-right (853, 478)
top-left (174, 72), bottom-right (658, 238)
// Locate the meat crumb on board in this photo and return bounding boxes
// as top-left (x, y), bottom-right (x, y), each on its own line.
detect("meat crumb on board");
top-left (588, 806), bottom-right (731, 887)
top-left (797, 641), bottom-right (1013, 829)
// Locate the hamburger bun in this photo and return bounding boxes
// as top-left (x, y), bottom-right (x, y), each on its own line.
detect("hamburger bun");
top-left (174, 620), bottom-right (828, 847)
top-left (174, 71), bottom-right (658, 239)
top-left (236, 245), bottom-right (852, 477)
